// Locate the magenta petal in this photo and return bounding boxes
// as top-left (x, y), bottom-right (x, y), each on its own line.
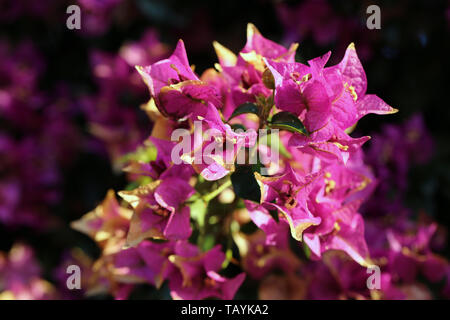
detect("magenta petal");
top-left (169, 40), bottom-right (198, 79)
top-left (174, 240), bottom-right (200, 258)
top-left (148, 137), bottom-right (175, 164)
top-left (307, 51), bottom-right (331, 76)
top-left (243, 24), bottom-right (296, 62)
top-left (274, 80), bottom-right (305, 115)
top-left (303, 80), bottom-right (331, 132)
top-left (155, 178), bottom-right (195, 211)
top-left (422, 254), bottom-right (448, 283)
top-left (163, 206), bottom-right (192, 240)
top-left (322, 213), bottom-right (370, 267)
top-left (338, 43), bottom-right (367, 98)
top-left (220, 272), bottom-right (246, 300)
top-left (137, 40), bottom-right (198, 108)
top-left (356, 94), bottom-right (398, 120)
top-left (265, 58), bottom-right (310, 88)
top-left (198, 161), bottom-right (229, 181)
top-left (246, 201), bottom-right (290, 246)
top-left (203, 245), bottom-right (226, 272)
top-left (304, 233), bottom-right (321, 257)
top-left (137, 241), bottom-right (173, 281)
top-left (331, 90), bottom-right (357, 129)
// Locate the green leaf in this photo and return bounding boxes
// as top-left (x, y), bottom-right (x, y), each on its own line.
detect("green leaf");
top-left (189, 197), bottom-right (207, 228)
top-left (268, 209), bottom-right (279, 223)
top-left (117, 142), bottom-right (157, 164)
top-left (201, 234), bottom-right (215, 252)
top-left (231, 162), bottom-right (263, 203)
top-left (222, 248), bottom-right (234, 269)
top-left (269, 111), bottom-right (308, 135)
top-left (303, 243), bottom-right (311, 259)
top-left (228, 102), bottom-right (259, 121)
top-left (124, 181), bottom-right (141, 191)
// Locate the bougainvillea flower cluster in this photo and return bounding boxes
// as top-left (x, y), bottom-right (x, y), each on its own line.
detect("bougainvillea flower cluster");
top-left (64, 24), bottom-right (449, 300)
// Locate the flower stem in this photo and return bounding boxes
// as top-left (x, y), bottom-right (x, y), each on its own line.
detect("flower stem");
top-left (203, 178), bottom-right (232, 203)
